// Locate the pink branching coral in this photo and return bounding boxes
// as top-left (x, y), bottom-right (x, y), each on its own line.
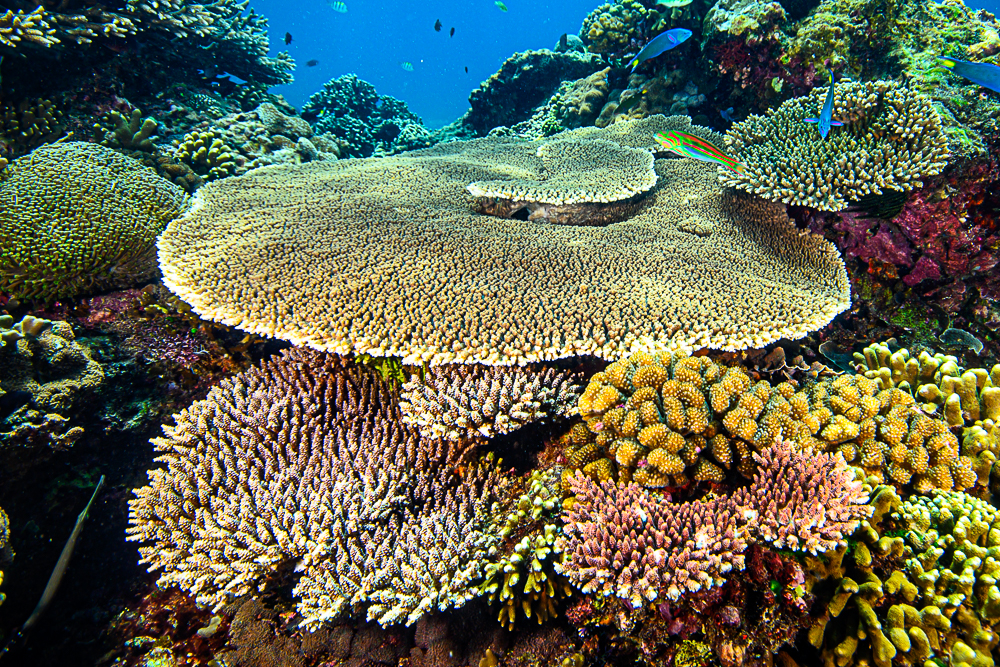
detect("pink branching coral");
top-left (557, 472), bottom-right (748, 607)
top-left (557, 441), bottom-right (870, 606)
top-left (744, 441), bottom-right (872, 554)
top-left (127, 348), bottom-right (502, 629)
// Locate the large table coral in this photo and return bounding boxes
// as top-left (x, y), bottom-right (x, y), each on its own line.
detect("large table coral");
top-left (156, 117), bottom-right (850, 366)
top-left (126, 348), bottom-right (503, 629)
top-left (722, 79), bottom-right (949, 211)
top-left (0, 142), bottom-right (189, 301)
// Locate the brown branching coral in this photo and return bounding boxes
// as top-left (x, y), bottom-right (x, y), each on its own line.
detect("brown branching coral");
top-left (127, 349), bottom-right (504, 629)
top-left (157, 119), bottom-right (849, 366)
top-left (0, 7), bottom-right (57, 49)
top-left (400, 365), bottom-right (584, 442)
top-left (0, 142), bottom-right (189, 301)
top-left (722, 80), bottom-right (949, 211)
top-left (556, 441), bottom-right (869, 606)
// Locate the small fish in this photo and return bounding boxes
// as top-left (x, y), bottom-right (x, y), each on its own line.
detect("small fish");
top-left (559, 33), bottom-right (568, 50)
top-left (464, 66), bottom-right (469, 73)
top-left (400, 61), bottom-right (414, 71)
top-left (720, 106), bottom-right (734, 122)
top-left (615, 87), bottom-right (648, 116)
top-left (306, 59), bottom-right (319, 67)
top-left (327, 0), bottom-right (348, 12)
top-left (938, 56), bottom-right (1000, 94)
top-left (654, 130), bottom-right (746, 173)
top-left (450, 27), bottom-right (455, 37)
top-left (495, 1), bottom-right (508, 11)
top-left (629, 28), bottom-right (692, 73)
top-left (284, 32), bottom-right (292, 45)
top-left (803, 71), bottom-right (845, 139)
top-left (434, 19), bottom-right (442, 32)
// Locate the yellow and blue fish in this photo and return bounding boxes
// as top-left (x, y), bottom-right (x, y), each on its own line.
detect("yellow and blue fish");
top-left (629, 28), bottom-right (692, 73)
top-left (938, 56), bottom-right (1000, 94)
top-left (654, 130), bottom-right (745, 173)
top-left (495, 1), bottom-right (508, 11)
top-left (326, 0), bottom-right (347, 12)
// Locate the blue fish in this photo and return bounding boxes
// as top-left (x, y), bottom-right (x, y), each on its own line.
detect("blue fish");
top-left (629, 28), bottom-right (692, 73)
top-left (804, 72), bottom-right (845, 139)
top-left (938, 56), bottom-right (1000, 94)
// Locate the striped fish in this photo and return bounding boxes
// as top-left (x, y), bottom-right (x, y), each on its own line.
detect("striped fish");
top-left (654, 130), bottom-right (745, 173)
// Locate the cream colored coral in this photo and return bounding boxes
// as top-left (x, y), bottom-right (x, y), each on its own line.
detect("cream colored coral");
top-left (157, 122), bottom-right (849, 366)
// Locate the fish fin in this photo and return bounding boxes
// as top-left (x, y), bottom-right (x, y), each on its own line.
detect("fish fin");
top-left (938, 56), bottom-right (957, 68)
top-left (830, 120), bottom-right (845, 126)
top-left (803, 118), bottom-right (819, 123)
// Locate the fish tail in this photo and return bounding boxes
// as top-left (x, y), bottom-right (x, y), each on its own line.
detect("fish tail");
top-left (629, 59), bottom-right (639, 72)
top-left (938, 56), bottom-right (957, 68)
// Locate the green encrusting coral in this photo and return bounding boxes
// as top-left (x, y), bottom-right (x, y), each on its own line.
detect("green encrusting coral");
top-left (0, 142), bottom-right (189, 301)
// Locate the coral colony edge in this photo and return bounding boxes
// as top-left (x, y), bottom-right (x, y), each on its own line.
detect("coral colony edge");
top-left (1, 0), bottom-right (1000, 665)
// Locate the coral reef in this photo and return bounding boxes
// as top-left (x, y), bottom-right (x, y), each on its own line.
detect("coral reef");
top-left (0, 142), bottom-right (189, 301)
top-left (570, 350), bottom-right (979, 494)
top-left (157, 118), bottom-right (849, 366)
top-left (723, 79), bottom-right (950, 210)
top-left (301, 74), bottom-right (431, 157)
top-left (172, 128), bottom-right (237, 180)
top-left (127, 348), bottom-right (504, 628)
top-left (0, 1), bottom-right (294, 87)
top-left (1, 96), bottom-right (65, 157)
top-left (508, 68), bottom-right (611, 138)
top-left (465, 49), bottom-right (604, 136)
top-left (579, 1), bottom-right (650, 56)
top-left (0, 314), bottom-right (103, 450)
top-left (557, 440), bottom-right (869, 606)
top-left (400, 365), bottom-right (583, 443)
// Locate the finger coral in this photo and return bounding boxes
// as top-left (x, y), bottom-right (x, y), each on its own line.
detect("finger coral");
top-left (126, 349), bottom-right (503, 629)
top-left (0, 142), bottom-right (189, 301)
top-left (399, 365), bottom-right (583, 442)
top-left (571, 350), bottom-right (977, 493)
top-left (722, 79), bottom-right (949, 211)
top-left (157, 119), bottom-right (849, 366)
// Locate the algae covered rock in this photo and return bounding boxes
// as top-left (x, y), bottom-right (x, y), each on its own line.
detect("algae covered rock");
top-left (0, 314), bottom-right (103, 450)
top-left (0, 142), bottom-right (189, 301)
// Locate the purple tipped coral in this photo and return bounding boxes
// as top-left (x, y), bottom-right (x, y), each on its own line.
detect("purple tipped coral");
top-left (557, 441), bottom-right (871, 606)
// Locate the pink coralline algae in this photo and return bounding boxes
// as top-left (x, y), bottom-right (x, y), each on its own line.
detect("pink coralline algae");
top-left (816, 159), bottom-right (1000, 291)
top-left (557, 441), bottom-right (870, 607)
top-left (127, 348), bottom-right (502, 629)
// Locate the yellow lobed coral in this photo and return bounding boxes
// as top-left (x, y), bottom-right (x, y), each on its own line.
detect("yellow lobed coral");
top-left (0, 142), bottom-right (189, 301)
top-left (157, 118), bottom-right (849, 366)
top-left (579, 0), bottom-right (649, 55)
top-left (722, 80), bottom-right (949, 211)
top-left (172, 129), bottom-right (237, 180)
top-left (570, 351), bottom-right (976, 493)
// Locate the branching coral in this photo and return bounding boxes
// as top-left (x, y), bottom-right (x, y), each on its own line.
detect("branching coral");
top-left (127, 349), bottom-right (504, 629)
top-left (400, 365), bottom-right (583, 443)
top-left (1, 96), bottom-right (65, 156)
top-left (722, 80), bottom-right (949, 210)
top-left (557, 440), bottom-right (869, 607)
top-left (157, 119), bottom-right (849, 366)
top-left (302, 74), bottom-right (431, 157)
top-left (480, 468), bottom-right (573, 630)
top-left (0, 142), bottom-right (189, 301)
top-left (172, 129), bottom-right (237, 180)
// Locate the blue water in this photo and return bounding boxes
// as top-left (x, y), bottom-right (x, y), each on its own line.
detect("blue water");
top-left (253, 0), bottom-right (597, 128)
